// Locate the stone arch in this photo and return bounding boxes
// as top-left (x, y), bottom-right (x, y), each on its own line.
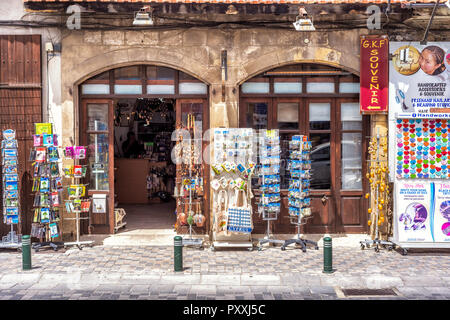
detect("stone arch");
top-left (236, 46), bottom-right (360, 86)
top-left (67, 47), bottom-right (212, 90)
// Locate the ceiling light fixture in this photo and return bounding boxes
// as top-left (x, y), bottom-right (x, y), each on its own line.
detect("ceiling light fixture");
top-left (133, 6), bottom-right (154, 26)
top-left (293, 7), bottom-right (315, 31)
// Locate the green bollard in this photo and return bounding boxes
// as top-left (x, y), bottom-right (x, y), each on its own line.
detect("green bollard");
top-left (323, 236), bottom-right (333, 274)
top-left (22, 235), bottom-right (32, 270)
top-left (174, 236), bottom-right (183, 272)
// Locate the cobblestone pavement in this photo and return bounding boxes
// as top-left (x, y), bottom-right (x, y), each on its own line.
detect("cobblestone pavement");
top-left (0, 243), bottom-right (449, 300)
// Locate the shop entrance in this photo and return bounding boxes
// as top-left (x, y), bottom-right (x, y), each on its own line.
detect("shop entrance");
top-left (79, 65), bottom-right (209, 236)
top-left (240, 63), bottom-right (369, 234)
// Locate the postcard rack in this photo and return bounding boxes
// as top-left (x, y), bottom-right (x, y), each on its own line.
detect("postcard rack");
top-left (256, 129), bottom-right (284, 250)
top-left (62, 145), bottom-right (94, 250)
top-left (282, 135), bottom-right (318, 252)
top-left (0, 129), bottom-right (22, 249)
top-left (29, 123), bottom-right (64, 252)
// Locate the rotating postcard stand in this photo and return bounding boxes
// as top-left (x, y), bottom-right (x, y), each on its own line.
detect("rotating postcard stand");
top-left (0, 129), bottom-right (22, 250)
top-left (256, 130), bottom-right (284, 250)
top-left (211, 128), bottom-right (255, 251)
top-left (62, 145), bottom-right (94, 250)
top-left (282, 135), bottom-right (318, 252)
top-left (30, 123), bottom-right (64, 252)
top-left (360, 129), bottom-right (395, 252)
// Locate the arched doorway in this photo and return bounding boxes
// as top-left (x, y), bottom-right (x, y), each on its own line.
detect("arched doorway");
top-left (79, 65), bottom-right (209, 235)
top-left (240, 63), bottom-right (369, 234)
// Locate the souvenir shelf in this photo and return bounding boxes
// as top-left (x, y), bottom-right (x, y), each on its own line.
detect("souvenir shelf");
top-left (360, 130), bottom-right (394, 252)
top-left (257, 129), bottom-right (284, 250)
top-left (0, 129), bottom-right (22, 249)
top-left (210, 128), bottom-right (255, 251)
top-left (29, 123), bottom-right (64, 252)
top-left (282, 135), bottom-right (318, 252)
top-left (174, 113), bottom-right (205, 248)
top-left (62, 145), bottom-right (94, 250)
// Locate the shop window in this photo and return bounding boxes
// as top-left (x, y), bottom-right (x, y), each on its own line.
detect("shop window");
top-left (114, 66), bottom-right (142, 94)
top-left (309, 102), bottom-right (330, 130)
top-left (81, 84), bottom-right (110, 95)
top-left (307, 77), bottom-right (335, 93)
top-left (341, 102), bottom-right (362, 130)
top-left (179, 71), bottom-right (207, 94)
top-left (147, 66), bottom-right (175, 94)
top-left (86, 103), bottom-right (110, 191)
top-left (147, 66), bottom-right (175, 80)
top-left (341, 132), bottom-right (362, 190)
top-left (274, 78), bottom-right (302, 94)
top-left (241, 77), bottom-right (270, 94)
top-left (310, 133), bottom-right (331, 189)
top-left (277, 102), bottom-right (299, 130)
top-left (339, 82), bottom-right (359, 93)
top-left (245, 102), bottom-right (268, 129)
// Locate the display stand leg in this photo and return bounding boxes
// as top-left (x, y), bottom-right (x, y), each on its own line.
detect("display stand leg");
top-left (258, 220), bottom-right (284, 250)
top-left (64, 212), bottom-right (94, 250)
top-left (0, 224), bottom-right (22, 250)
top-left (281, 217), bottom-right (318, 252)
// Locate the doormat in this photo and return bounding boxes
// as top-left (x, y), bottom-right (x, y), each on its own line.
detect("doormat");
top-left (341, 288), bottom-right (398, 297)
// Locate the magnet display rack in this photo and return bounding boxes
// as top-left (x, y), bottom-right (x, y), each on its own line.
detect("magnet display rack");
top-left (211, 128), bottom-right (255, 251)
top-left (282, 135), bottom-right (318, 252)
top-left (0, 129), bottom-right (22, 250)
top-left (360, 130), bottom-right (394, 252)
top-left (257, 129), bottom-right (284, 250)
top-left (29, 123), bottom-right (64, 252)
top-left (62, 145), bottom-right (94, 250)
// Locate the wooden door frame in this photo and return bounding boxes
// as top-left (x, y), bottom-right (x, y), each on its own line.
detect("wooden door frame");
top-left (81, 98), bottom-right (115, 234)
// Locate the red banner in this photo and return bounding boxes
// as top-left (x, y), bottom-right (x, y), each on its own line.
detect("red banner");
top-left (360, 36), bottom-right (389, 113)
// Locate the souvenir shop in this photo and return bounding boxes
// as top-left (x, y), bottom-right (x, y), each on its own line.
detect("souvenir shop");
top-left (79, 65), bottom-right (209, 235)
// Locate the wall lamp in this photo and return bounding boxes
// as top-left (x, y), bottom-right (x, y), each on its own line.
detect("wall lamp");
top-left (293, 7), bottom-right (315, 31)
top-left (133, 6), bottom-right (154, 26)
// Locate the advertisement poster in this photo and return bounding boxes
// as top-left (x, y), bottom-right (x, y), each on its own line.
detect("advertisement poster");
top-left (389, 42), bottom-right (450, 115)
top-left (396, 181), bottom-right (433, 242)
top-left (434, 183), bottom-right (450, 242)
top-left (360, 35), bottom-right (389, 113)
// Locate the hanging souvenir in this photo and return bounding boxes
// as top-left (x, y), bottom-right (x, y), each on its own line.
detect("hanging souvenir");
top-left (35, 147), bottom-right (46, 162)
top-left (49, 222), bottom-right (59, 238)
top-left (40, 208), bottom-right (50, 223)
top-left (75, 146), bottom-right (86, 159)
top-left (51, 192), bottom-right (60, 207)
top-left (42, 134), bottom-right (54, 147)
top-left (47, 147), bottom-right (59, 162)
top-left (40, 177), bottom-right (50, 193)
top-left (35, 123), bottom-right (52, 135)
top-left (64, 147), bottom-right (75, 159)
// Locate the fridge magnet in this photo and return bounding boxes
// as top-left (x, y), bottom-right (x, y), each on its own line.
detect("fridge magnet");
top-left (49, 222), bottom-right (59, 238)
top-left (4, 165), bottom-right (17, 174)
top-left (35, 147), bottom-right (46, 162)
top-left (4, 174), bottom-right (18, 182)
top-left (3, 157), bottom-right (17, 166)
top-left (53, 134), bottom-right (58, 147)
top-left (6, 215), bottom-right (19, 224)
top-left (3, 148), bottom-right (17, 158)
top-left (5, 198), bottom-right (18, 207)
top-left (50, 163), bottom-right (59, 177)
top-left (5, 207), bottom-right (19, 216)
top-left (2, 139), bottom-right (17, 149)
top-left (35, 123), bottom-right (52, 135)
top-left (43, 134), bottom-right (54, 147)
top-left (33, 135), bottom-right (43, 147)
top-left (73, 165), bottom-right (83, 178)
top-left (40, 208), bottom-right (50, 223)
top-left (48, 147), bottom-right (59, 162)
top-left (51, 192), bottom-right (60, 206)
top-left (75, 146), bottom-right (86, 159)
top-left (81, 200), bottom-right (91, 213)
top-left (2, 129), bottom-right (15, 140)
top-left (5, 190), bottom-right (18, 199)
top-left (64, 147), bottom-right (74, 159)
top-left (40, 177), bottom-right (50, 192)
top-left (63, 166), bottom-right (73, 178)
top-left (5, 181), bottom-right (18, 191)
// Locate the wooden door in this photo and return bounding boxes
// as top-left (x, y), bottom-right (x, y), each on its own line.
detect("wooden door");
top-left (81, 99), bottom-right (114, 234)
top-left (0, 35), bottom-right (41, 237)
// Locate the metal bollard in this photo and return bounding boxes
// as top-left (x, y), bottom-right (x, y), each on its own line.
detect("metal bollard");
top-left (22, 235), bottom-right (32, 270)
top-left (174, 236), bottom-right (183, 272)
top-left (323, 236), bottom-right (333, 274)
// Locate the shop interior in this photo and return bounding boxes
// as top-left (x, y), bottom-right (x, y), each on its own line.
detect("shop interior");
top-left (113, 98), bottom-right (176, 231)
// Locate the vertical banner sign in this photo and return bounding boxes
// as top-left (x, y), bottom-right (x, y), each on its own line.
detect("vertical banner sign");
top-left (360, 35), bottom-right (389, 113)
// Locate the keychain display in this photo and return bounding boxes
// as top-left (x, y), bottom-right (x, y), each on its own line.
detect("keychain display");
top-left (29, 123), bottom-right (64, 251)
top-left (281, 135), bottom-right (318, 252)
